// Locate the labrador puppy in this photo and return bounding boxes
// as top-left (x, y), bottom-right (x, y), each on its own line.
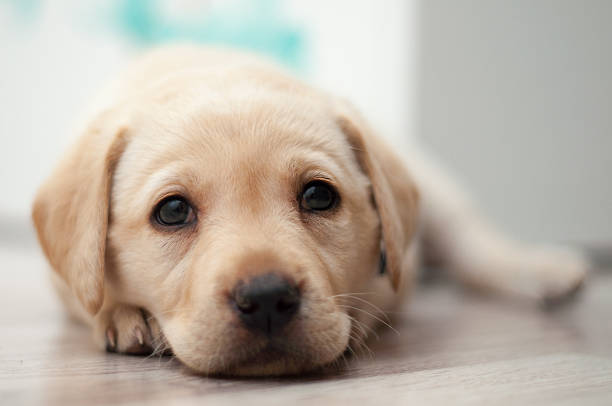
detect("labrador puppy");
top-left (32, 46), bottom-right (587, 376)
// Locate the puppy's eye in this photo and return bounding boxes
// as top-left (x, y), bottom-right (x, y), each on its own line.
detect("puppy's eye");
top-left (300, 181), bottom-right (338, 211)
top-left (154, 196), bottom-right (195, 226)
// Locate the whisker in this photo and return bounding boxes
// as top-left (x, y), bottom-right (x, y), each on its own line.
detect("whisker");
top-left (348, 316), bottom-right (368, 341)
top-left (333, 295), bottom-right (391, 323)
top-left (345, 342), bottom-right (357, 359)
top-left (347, 314), bottom-right (379, 341)
top-left (337, 304), bottom-right (400, 336)
top-left (331, 291), bottom-right (379, 298)
top-left (345, 318), bottom-right (372, 361)
top-left (349, 332), bottom-right (374, 360)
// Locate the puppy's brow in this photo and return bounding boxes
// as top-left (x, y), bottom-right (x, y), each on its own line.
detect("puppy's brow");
top-left (303, 170), bottom-right (334, 183)
top-left (138, 164), bottom-right (194, 206)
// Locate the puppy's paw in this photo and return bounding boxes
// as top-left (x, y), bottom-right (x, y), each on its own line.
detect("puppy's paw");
top-left (526, 247), bottom-right (589, 306)
top-left (94, 305), bottom-right (167, 355)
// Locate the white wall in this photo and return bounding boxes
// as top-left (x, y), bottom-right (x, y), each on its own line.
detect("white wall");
top-left (418, 0), bottom-right (612, 244)
top-left (288, 0), bottom-right (416, 144)
top-left (0, 2), bottom-right (131, 220)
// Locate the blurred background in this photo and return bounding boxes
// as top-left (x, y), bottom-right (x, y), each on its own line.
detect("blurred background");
top-left (0, 0), bottom-right (610, 250)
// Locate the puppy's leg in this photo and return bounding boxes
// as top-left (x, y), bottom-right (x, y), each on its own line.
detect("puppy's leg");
top-left (408, 147), bottom-right (588, 303)
top-left (93, 305), bottom-right (168, 355)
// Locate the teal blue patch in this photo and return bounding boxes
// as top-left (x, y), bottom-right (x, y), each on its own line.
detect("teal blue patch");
top-left (1, 0), bottom-right (41, 21)
top-left (113, 0), bottom-right (307, 71)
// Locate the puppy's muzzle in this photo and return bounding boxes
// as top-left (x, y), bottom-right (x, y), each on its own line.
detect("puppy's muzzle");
top-left (232, 273), bottom-right (300, 335)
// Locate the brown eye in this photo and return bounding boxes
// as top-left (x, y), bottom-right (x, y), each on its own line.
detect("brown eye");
top-left (154, 196), bottom-right (195, 226)
top-left (300, 181), bottom-right (338, 211)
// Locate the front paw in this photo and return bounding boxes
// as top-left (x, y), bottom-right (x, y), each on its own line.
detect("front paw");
top-left (94, 305), bottom-right (168, 355)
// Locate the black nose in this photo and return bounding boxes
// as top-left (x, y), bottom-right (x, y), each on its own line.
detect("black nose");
top-left (232, 273), bottom-right (300, 335)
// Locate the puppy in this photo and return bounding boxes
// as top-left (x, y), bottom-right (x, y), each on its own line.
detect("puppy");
top-left (32, 46), bottom-right (587, 376)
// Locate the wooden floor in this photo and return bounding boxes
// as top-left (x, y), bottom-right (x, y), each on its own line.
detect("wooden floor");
top-left (2, 243), bottom-right (611, 405)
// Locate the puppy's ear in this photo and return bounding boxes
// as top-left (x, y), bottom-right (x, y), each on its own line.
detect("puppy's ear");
top-left (335, 103), bottom-right (419, 291)
top-left (32, 109), bottom-right (128, 315)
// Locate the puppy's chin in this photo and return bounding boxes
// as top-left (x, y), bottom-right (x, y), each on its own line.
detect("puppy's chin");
top-left (220, 345), bottom-right (335, 377)
top-left (166, 313), bottom-right (352, 377)
top-left (183, 336), bottom-right (350, 377)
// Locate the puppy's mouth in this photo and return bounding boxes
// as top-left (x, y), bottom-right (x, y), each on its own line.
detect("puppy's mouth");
top-left (239, 342), bottom-right (293, 364)
top-left (218, 338), bottom-right (320, 376)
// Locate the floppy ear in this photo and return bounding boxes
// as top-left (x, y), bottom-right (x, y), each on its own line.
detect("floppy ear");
top-left (32, 110), bottom-right (128, 315)
top-left (335, 103), bottom-right (419, 291)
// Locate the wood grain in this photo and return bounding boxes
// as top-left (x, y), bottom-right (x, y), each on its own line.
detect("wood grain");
top-left (1, 246), bottom-right (611, 405)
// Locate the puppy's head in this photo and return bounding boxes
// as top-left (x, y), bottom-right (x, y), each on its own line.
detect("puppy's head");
top-left (33, 72), bottom-right (419, 376)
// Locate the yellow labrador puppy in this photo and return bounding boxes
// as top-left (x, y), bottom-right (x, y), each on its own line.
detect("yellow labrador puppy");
top-left (32, 46), bottom-right (587, 376)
